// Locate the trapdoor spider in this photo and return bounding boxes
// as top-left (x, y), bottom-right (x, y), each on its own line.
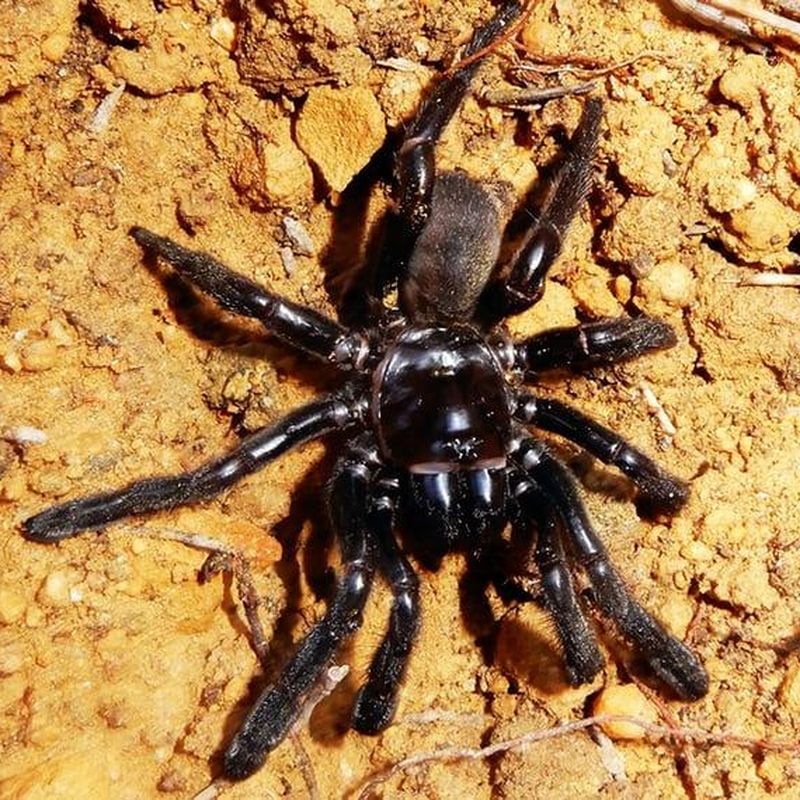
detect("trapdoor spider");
top-left (23, 1), bottom-right (708, 781)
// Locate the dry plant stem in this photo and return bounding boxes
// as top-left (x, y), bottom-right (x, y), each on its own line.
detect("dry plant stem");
top-left (640, 381), bottom-right (678, 437)
top-left (134, 525), bottom-right (272, 663)
top-left (767, 0), bottom-right (800, 19)
top-left (481, 79), bottom-right (596, 108)
top-left (738, 273), bottom-right (800, 287)
top-left (631, 676), bottom-right (698, 800)
top-left (512, 49), bottom-right (674, 79)
top-left (668, 0), bottom-right (800, 40)
top-left (352, 714), bottom-right (800, 799)
top-left (290, 734), bottom-right (320, 800)
top-left (288, 665), bottom-right (349, 800)
top-left (133, 524), bottom-right (236, 555)
top-left (444, 0), bottom-right (536, 76)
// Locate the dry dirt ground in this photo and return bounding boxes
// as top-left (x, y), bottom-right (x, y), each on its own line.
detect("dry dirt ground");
top-left (2, 1), bottom-right (800, 798)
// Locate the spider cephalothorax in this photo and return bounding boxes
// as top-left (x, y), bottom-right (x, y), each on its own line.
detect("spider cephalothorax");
top-left (23, 1), bottom-right (707, 781)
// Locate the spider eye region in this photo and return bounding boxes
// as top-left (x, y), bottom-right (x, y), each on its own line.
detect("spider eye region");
top-left (374, 325), bottom-right (511, 471)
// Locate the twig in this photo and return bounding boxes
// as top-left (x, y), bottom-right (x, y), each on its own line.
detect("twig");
top-left (289, 665), bottom-right (349, 800)
top-left (640, 382), bottom-right (678, 437)
top-left (738, 272), bottom-right (800, 287)
top-left (631, 676), bottom-right (698, 799)
top-left (87, 81), bottom-right (126, 134)
top-left (351, 713), bottom-right (800, 798)
top-left (511, 49), bottom-right (674, 78)
top-left (444, 0), bottom-right (537, 77)
top-left (481, 79), bottom-right (596, 108)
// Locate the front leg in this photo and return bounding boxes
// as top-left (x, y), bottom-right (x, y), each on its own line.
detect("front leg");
top-left (481, 97), bottom-right (603, 325)
top-left (223, 439), bottom-right (381, 779)
top-left (360, 2), bottom-right (524, 309)
top-left (131, 228), bottom-right (367, 368)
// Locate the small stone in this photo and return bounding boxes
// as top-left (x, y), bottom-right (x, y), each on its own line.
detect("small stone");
top-left (680, 540), bottom-right (714, 563)
top-left (0, 471), bottom-right (26, 501)
top-left (209, 17), bottom-right (236, 51)
top-left (295, 86), bottom-right (386, 192)
top-left (778, 660), bottom-right (800, 713)
top-left (0, 347), bottom-right (22, 372)
top-left (600, 196), bottom-right (682, 266)
top-left (3, 426), bottom-right (47, 445)
top-left (37, 569), bottom-right (74, 607)
top-left (0, 586), bottom-right (27, 625)
top-left (757, 752), bottom-right (788, 790)
top-left (279, 246), bottom-right (296, 278)
top-left (157, 769), bottom-right (187, 793)
top-left (593, 684), bottom-right (657, 740)
top-left (637, 260), bottom-right (695, 309)
top-left (25, 605), bottom-right (44, 628)
top-left (20, 339), bottom-right (59, 372)
top-left (130, 538), bottom-right (147, 555)
top-left (729, 195), bottom-right (796, 254)
top-left (0, 641), bottom-right (24, 675)
top-left (282, 216), bottom-right (315, 256)
top-left (40, 32), bottom-right (71, 63)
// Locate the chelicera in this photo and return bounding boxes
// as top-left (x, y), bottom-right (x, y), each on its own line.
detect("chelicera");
top-left (23, 1), bottom-right (708, 781)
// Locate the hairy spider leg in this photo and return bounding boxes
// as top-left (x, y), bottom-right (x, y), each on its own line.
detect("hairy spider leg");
top-left (351, 474), bottom-right (421, 734)
top-left (514, 391), bottom-right (689, 515)
top-left (367, 1), bottom-right (524, 304)
top-left (516, 316), bottom-right (678, 374)
top-left (224, 440), bottom-right (381, 780)
top-left (23, 390), bottom-right (366, 541)
top-left (512, 474), bottom-right (604, 685)
top-left (482, 97), bottom-right (603, 325)
top-left (514, 435), bottom-right (709, 700)
top-left (130, 227), bottom-right (366, 367)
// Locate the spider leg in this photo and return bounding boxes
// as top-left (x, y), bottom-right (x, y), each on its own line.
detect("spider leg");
top-left (512, 472), bottom-right (603, 685)
top-left (23, 389), bottom-right (367, 542)
top-left (515, 316), bottom-right (677, 375)
top-left (481, 97), bottom-right (602, 325)
top-left (513, 435), bottom-right (708, 700)
top-left (224, 438), bottom-right (380, 780)
top-left (130, 228), bottom-right (366, 368)
top-left (367, 1), bottom-right (523, 302)
top-left (351, 476), bottom-right (420, 734)
top-left (514, 391), bottom-right (689, 515)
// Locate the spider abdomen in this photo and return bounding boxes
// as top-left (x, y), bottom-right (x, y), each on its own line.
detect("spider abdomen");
top-left (373, 325), bottom-right (511, 472)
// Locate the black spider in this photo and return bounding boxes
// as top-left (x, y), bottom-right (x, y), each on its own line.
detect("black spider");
top-left (22, 2), bottom-right (708, 782)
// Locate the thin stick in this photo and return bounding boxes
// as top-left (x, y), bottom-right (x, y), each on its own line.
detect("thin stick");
top-left (739, 273), bottom-right (800, 287)
top-left (444, 0), bottom-right (537, 77)
top-left (352, 713), bottom-right (800, 798)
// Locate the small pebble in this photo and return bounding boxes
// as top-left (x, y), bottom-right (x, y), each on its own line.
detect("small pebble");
top-left (279, 246), bottom-right (297, 278)
top-left (0, 586), bottom-right (27, 625)
top-left (779, 661), bottom-right (800, 713)
top-left (20, 339), bottom-right (59, 372)
top-left (0, 347), bottom-right (22, 372)
top-left (37, 569), bottom-right (74, 607)
top-left (593, 684), bottom-right (657, 740)
top-left (41, 33), bottom-right (71, 63)
top-left (283, 216), bottom-right (315, 256)
top-left (3, 426), bottom-right (47, 445)
top-left (0, 641), bottom-right (24, 675)
top-left (209, 17), bottom-right (237, 51)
